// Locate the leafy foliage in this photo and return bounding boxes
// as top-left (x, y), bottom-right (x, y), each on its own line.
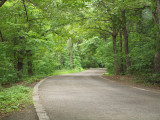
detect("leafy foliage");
top-left (0, 0), bottom-right (160, 85)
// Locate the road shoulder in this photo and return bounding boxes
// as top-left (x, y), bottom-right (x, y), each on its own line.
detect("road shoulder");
top-left (101, 75), bottom-right (160, 93)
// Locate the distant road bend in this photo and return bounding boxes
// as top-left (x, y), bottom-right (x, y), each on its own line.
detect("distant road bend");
top-left (39, 68), bottom-right (160, 120)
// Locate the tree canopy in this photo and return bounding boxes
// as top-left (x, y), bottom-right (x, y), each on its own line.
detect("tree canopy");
top-left (0, 0), bottom-right (160, 84)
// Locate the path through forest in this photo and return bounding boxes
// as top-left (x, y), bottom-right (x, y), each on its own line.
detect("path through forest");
top-left (38, 69), bottom-right (160, 120)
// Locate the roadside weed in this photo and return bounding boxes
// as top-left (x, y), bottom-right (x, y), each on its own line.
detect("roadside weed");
top-left (0, 86), bottom-right (32, 114)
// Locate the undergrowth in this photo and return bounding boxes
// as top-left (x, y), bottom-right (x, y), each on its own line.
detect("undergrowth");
top-left (104, 72), bottom-right (160, 87)
top-left (0, 68), bottom-right (84, 116)
top-left (25, 68), bottom-right (84, 84)
top-left (0, 86), bottom-right (32, 115)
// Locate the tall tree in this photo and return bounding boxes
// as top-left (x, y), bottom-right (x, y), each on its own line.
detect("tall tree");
top-left (121, 10), bottom-right (131, 71)
top-left (150, 0), bottom-right (160, 74)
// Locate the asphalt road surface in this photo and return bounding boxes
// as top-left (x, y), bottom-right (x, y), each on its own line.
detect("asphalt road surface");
top-left (39, 68), bottom-right (160, 120)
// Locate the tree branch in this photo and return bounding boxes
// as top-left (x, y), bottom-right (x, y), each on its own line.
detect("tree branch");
top-left (0, 0), bottom-right (7, 7)
top-left (133, 5), bottom-right (150, 12)
top-left (22, 0), bottom-right (29, 22)
top-left (88, 27), bottom-right (112, 35)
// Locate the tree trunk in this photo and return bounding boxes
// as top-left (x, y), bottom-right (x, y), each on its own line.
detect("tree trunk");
top-left (27, 51), bottom-right (33, 76)
top-left (154, 0), bottom-right (160, 73)
top-left (27, 50), bottom-right (33, 76)
top-left (13, 37), bottom-right (24, 79)
top-left (0, 30), bottom-right (4, 42)
top-left (61, 54), bottom-right (64, 69)
top-left (120, 31), bottom-right (124, 74)
top-left (122, 10), bottom-right (131, 72)
top-left (57, 53), bottom-right (60, 70)
top-left (112, 29), bottom-right (119, 75)
top-left (17, 51), bottom-right (24, 79)
top-left (154, 50), bottom-right (160, 73)
top-left (69, 42), bottom-right (74, 69)
top-left (22, 0), bottom-right (34, 75)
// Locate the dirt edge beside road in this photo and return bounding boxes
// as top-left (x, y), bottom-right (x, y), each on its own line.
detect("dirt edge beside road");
top-left (102, 75), bottom-right (160, 91)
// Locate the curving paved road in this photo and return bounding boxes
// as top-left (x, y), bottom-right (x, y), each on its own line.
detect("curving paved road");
top-left (39, 69), bottom-right (160, 120)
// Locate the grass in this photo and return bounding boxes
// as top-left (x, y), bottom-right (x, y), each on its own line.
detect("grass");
top-left (103, 72), bottom-right (113, 76)
top-left (0, 86), bottom-right (32, 115)
top-left (24, 68), bottom-right (84, 84)
top-left (103, 72), bottom-right (160, 89)
top-left (0, 68), bottom-right (84, 116)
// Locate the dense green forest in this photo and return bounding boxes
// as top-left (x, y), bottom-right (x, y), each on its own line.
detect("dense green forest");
top-left (0, 0), bottom-right (160, 85)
